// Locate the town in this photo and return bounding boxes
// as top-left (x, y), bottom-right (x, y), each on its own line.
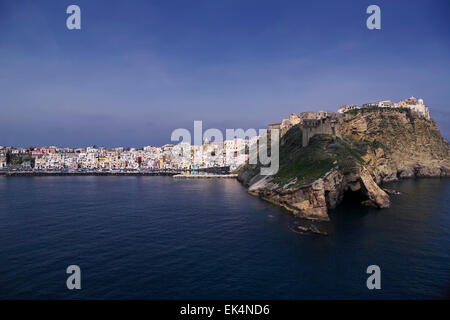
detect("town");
top-left (0, 97), bottom-right (431, 174)
top-left (0, 138), bottom-right (252, 174)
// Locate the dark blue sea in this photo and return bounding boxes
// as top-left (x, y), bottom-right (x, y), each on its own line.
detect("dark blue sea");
top-left (0, 176), bottom-right (449, 299)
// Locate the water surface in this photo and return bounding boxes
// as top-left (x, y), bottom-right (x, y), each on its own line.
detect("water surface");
top-left (0, 176), bottom-right (448, 299)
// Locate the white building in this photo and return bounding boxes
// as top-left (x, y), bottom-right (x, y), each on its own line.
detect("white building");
top-left (337, 105), bottom-right (359, 114)
top-left (398, 97), bottom-right (431, 120)
top-left (378, 100), bottom-right (394, 108)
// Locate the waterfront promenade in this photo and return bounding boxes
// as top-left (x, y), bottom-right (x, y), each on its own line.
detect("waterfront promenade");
top-left (0, 166), bottom-right (234, 177)
top-left (173, 174), bottom-right (237, 179)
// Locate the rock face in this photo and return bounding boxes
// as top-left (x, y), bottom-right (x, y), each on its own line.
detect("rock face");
top-left (359, 168), bottom-right (390, 208)
top-left (237, 107), bottom-right (450, 221)
top-left (340, 108), bottom-right (450, 183)
top-left (249, 177), bottom-right (329, 221)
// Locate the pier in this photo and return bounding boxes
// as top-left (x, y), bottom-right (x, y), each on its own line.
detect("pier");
top-left (173, 174), bottom-right (237, 179)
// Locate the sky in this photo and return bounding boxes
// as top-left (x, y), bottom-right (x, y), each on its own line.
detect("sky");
top-left (0, 0), bottom-right (449, 147)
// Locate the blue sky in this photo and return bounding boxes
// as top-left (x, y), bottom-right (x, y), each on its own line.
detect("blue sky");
top-left (1, 0), bottom-right (449, 147)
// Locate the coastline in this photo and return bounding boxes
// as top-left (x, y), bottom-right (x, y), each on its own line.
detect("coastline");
top-left (0, 171), bottom-right (177, 176)
top-left (0, 171), bottom-right (239, 178)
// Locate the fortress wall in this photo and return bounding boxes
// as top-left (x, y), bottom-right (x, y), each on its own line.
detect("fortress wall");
top-left (301, 118), bottom-right (340, 147)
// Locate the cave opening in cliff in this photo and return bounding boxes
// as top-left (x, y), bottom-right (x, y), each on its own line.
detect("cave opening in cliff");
top-left (341, 188), bottom-right (369, 205)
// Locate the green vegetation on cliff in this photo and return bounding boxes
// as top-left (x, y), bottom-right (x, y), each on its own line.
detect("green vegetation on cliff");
top-left (238, 125), bottom-right (372, 188)
top-left (272, 127), bottom-right (368, 187)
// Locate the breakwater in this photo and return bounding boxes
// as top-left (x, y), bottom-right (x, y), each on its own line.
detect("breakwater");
top-left (173, 174), bottom-right (237, 179)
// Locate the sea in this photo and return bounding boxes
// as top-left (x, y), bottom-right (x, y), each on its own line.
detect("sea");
top-left (0, 176), bottom-right (449, 299)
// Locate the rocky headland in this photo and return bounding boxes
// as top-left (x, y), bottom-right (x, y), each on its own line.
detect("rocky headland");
top-left (237, 104), bottom-right (450, 222)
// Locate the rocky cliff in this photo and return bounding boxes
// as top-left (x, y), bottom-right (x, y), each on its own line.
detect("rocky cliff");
top-left (237, 107), bottom-right (450, 221)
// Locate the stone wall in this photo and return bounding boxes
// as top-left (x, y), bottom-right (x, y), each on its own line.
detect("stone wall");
top-left (300, 116), bottom-right (341, 147)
